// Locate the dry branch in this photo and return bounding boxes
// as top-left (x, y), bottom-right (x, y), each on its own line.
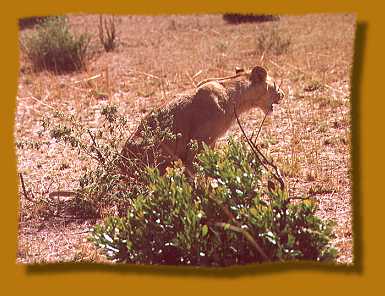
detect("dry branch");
top-left (127, 69), bottom-right (162, 81)
top-left (19, 95), bottom-right (55, 110)
top-left (233, 106), bottom-right (285, 190)
top-left (48, 190), bottom-right (78, 199)
top-left (214, 222), bottom-right (269, 261)
top-left (73, 74), bottom-right (102, 85)
top-left (19, 173), bottom-right (33, 202)
top-left (251, 112), bottom-right (267, 145)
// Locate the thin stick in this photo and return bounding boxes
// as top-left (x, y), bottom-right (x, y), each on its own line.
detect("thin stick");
top-left (259, 51), bottom-right (266, 66)
top-left (87, 129), bottom-right (105, 164)
top-left (49, 191), bottom-right (78, 199)
top-left (214, 222), bottom-right (269, 261)
top-left (128, 69), bottom-right (161, 81)
top-left (192, 70), bottom-right (203, 80)
top-left (19, 173), bottom-right (33, 202)
top-left (233, 106), bottom-right (285, 190)
top-left (185, 71), bottom-right (197, 88)
top-left (207, 191), bottom-right (270, 261)
top-left (269, 60), bottom-right (285, 71)
top-left (21, 95), bottom-right (55, 110)
top-left (251, 112), bottom-right (267, 145)
top-left (105, 67), bottom-right (110, 94)
top-left (69, 230), bottom-right (91, 235)
top-left (234, 107), bottom-right (270, 173)
top-left (73, 74), bottom-right (102, 85)
top-left (324, 83), bottom-right (347, 96)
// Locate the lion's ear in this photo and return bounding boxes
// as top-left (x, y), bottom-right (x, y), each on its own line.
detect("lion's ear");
top-left (235, 66), bottom-right (244, 74)
top-left (250, 66), bottom-right (267, 83)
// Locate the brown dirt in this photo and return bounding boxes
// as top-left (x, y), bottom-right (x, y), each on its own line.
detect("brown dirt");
top-left (16, 13), bottom-right (355, 264)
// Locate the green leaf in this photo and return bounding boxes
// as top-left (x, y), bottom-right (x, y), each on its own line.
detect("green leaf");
top-left (202, 224), bottom-right (208, 237)
top-left (223, 223), bottom-right (231, 230)
top-left (287, 233), bottom-right (295, 247)
top-left (250, 207), bottom-right (258, 217)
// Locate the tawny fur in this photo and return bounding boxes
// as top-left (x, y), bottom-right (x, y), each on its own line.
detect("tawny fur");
top-left (121, 66), bottom-right (284, 174)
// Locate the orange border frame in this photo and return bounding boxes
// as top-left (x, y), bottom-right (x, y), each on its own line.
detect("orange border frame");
top-left (2, 1), bottom-right (380, 294)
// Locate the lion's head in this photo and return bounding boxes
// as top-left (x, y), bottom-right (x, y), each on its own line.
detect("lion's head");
top-left (246, 66), bottom-right (285, 115)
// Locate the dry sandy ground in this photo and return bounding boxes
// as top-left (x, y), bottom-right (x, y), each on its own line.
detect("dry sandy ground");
top-left (16, 13), bottom-right (355, 264)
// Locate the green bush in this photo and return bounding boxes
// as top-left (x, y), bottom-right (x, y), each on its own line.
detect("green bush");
top-left (39, 105), bottom-right (336, 265)
top-left (19, 16), bottom-right (51, 29)
top-left (21, 16), bottom-right (90, 73)
top-left (41, 106), bottom-right (136, 218)
top-left (90, 139), bottom-right (336, 266)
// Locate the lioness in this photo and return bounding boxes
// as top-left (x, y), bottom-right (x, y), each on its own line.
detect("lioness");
top-left (121, 66), bottom-right (284, 175)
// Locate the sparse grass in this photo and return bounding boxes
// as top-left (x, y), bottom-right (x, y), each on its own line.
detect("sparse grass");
top-left (304, 80), bottom-right (324, 92)
top-left (16, 13), bottom-right (355, 264)
top-left (255, 23), bottom-right (291, 55)
top-left (98, 15), bottom-right (119, 52)
top-left (19, 16), bottom-right (51, 29)
top-left (21, 16), bottom-right (90, 73)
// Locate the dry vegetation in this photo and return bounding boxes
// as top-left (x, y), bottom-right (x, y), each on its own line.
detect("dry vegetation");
top-left (16, 13), bottom-right (355, 264)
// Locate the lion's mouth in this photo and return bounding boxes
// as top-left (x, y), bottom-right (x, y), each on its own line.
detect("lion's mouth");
top-left (271, 91), bottom-right (284, 111)
top-left (269, 103), bottom-right (275, 113)
top-left (268, 99), bottom-right (281, 114)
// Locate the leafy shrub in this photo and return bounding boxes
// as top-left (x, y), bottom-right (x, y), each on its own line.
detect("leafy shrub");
top-left (21, 16), bottom-right (90, 73)
top-left (41, 106), bottom-right (137, 218)
top-left (90, 139), bottom-right (336, 266)
top-left (40, 105), bottom-right (336, 265)
top-left (41, 105), bottom-right (175, 218)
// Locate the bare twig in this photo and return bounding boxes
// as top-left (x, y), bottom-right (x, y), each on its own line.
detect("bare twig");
top-left (324, 83), bottom-right (347, 96)
top-left (69, 230), bottom-right (91, 235)
top-left (192, 70), bottom-right (203, 80)
top-left (20, 94), bottom-right (55, 110)
top-left (87, 129), bottom-right (105, 164)
top-left (214, 222), bottom-right (269, 261)
top-left (73, 74), bottom-right (102, 85)
top-left (206, 191), bottom-right (269, 261)
top-left (185, 71), bottom-right (197, 88)
top-left (19, 173), bottom-right (33, 202)
top-left (127, 69), bottom-right (161, 81)
top-left (118, 149), bottom-right (148, 172)
top-left (259, 51), bottom-right (266, 66)
top-left (105, 67), bottom-right (110, 94)
top-left (99, 15), bottom-right (117, 52)
top-left (48, 190), bottom-right (78, 199)
top-left (268, 60), bottom-right (285, 71)
top-left (233, 106), bottom-right (285, 190)
top-left (251, 112), bottom-right (267, 145)
top-left (287, 195), bottom-right (311, 202)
